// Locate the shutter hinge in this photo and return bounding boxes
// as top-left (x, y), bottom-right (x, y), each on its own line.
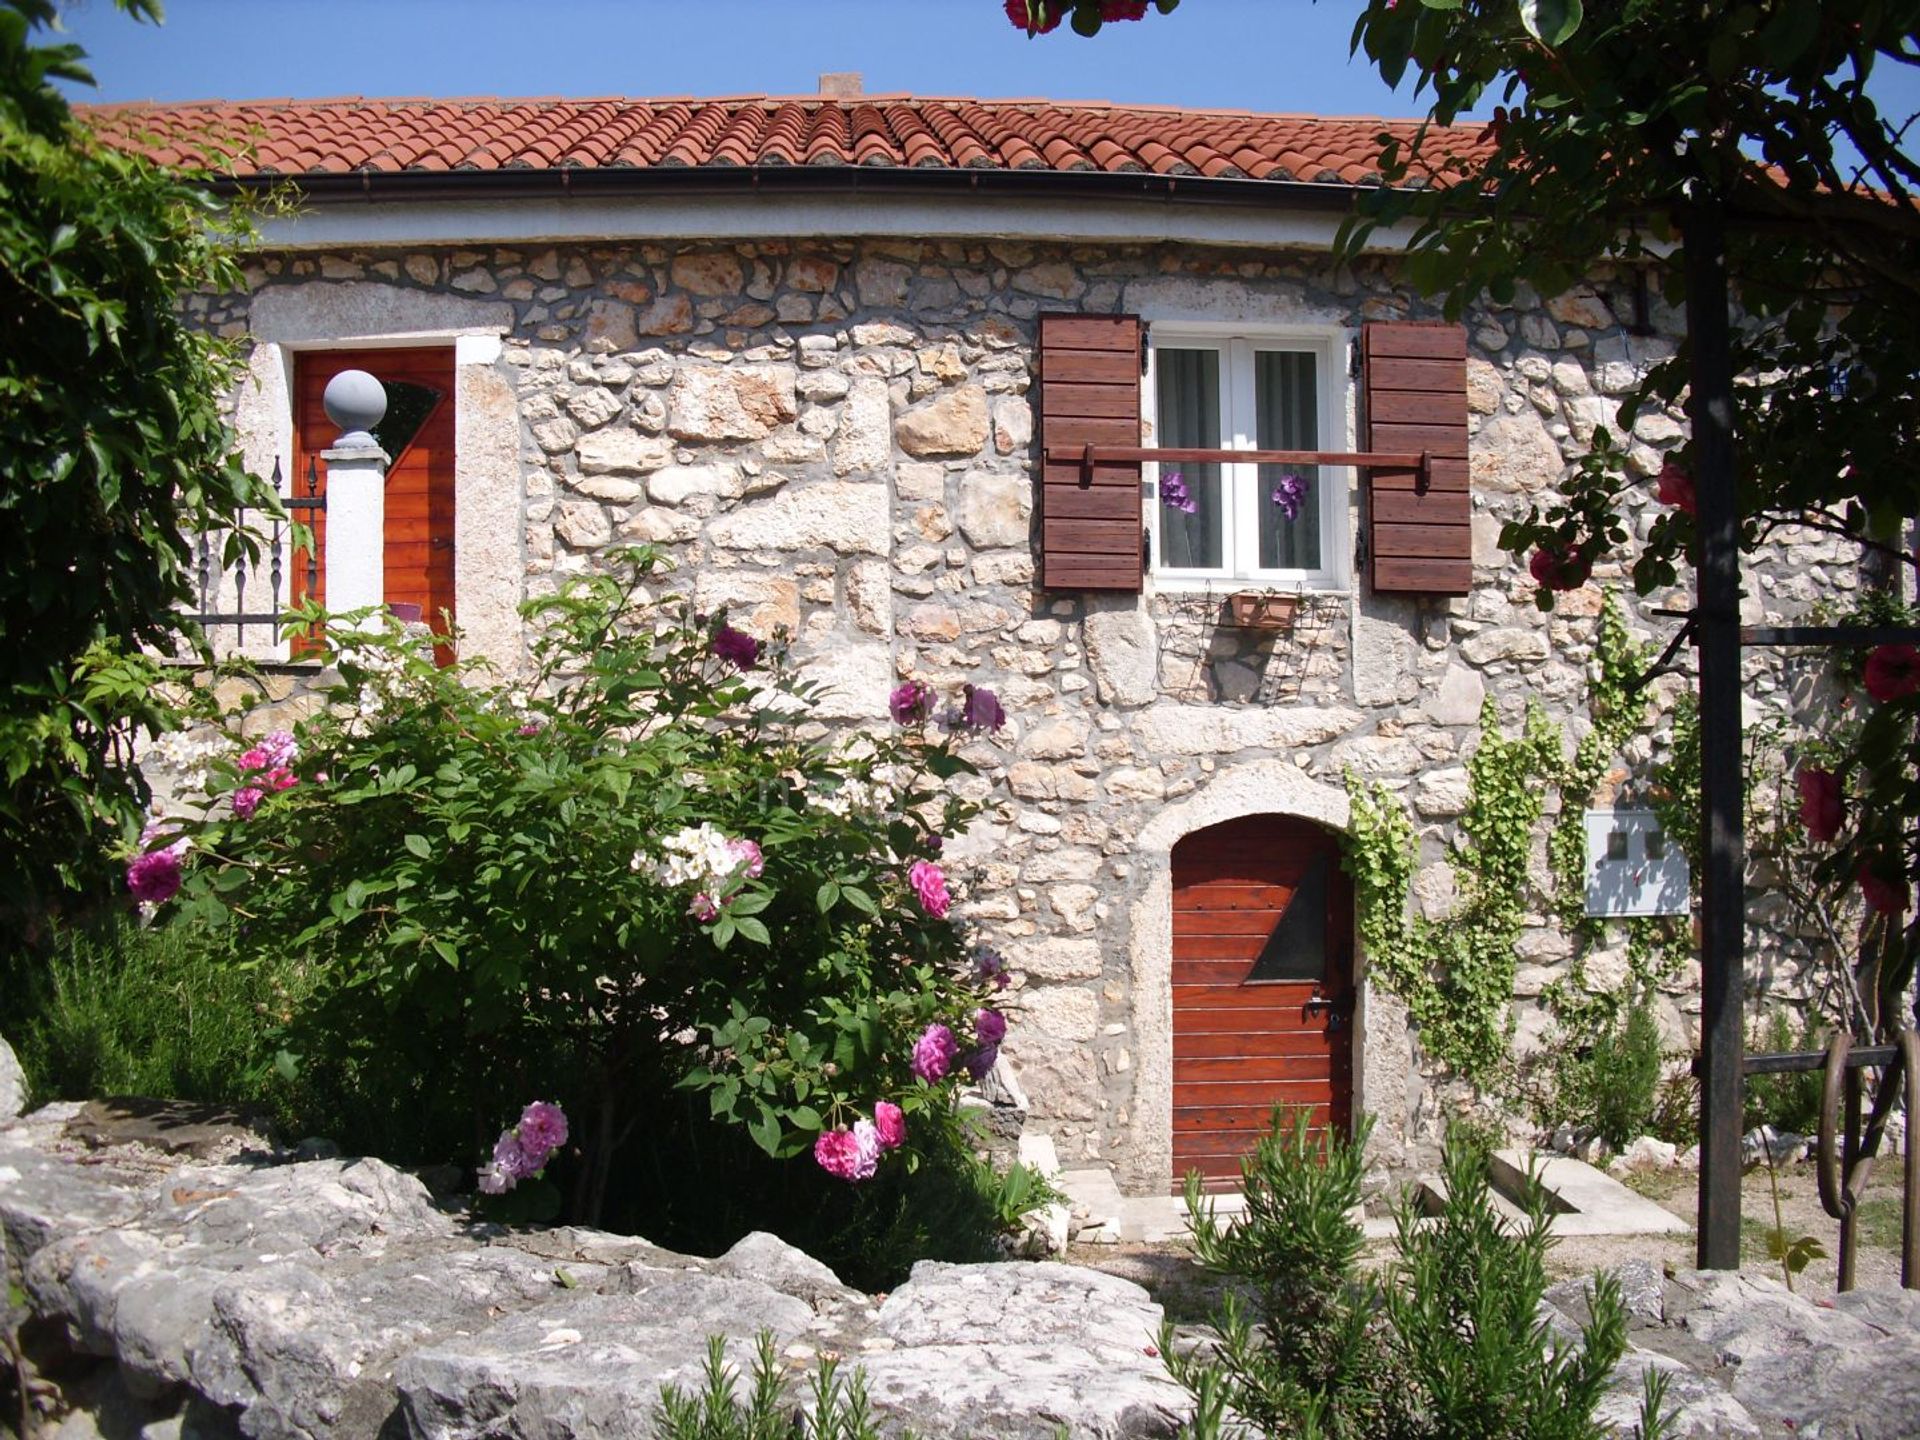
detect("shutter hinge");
top-left (1350, 340), bottom-right (1363, 380)
top-left (1354, 524), bottom-right (1370, 570)
top-left (1140, 321), bottom-right (1150, 375)
top-left (1142, 525), bottom-right (1151, 569)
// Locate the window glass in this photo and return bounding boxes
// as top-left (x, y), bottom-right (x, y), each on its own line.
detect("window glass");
top-left (1255, 350), bottom-right (1321, 571)
top-left (371, 380), bottom-right (444, 466)
top-left (1247, 852), bottom-right (1328, 983)
top-left (1154, 348), bottom-right (1222, 571)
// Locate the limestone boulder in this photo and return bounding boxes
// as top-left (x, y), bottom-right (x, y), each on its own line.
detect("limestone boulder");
top-left (0, 1035), bottom-right (23, 1118)
top-left (576, 429), bottom-right (670, 475)
top-left (861, 1262), bottom-right (1186, 1439)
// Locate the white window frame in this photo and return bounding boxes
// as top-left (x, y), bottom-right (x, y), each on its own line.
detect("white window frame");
top-left (1143, 324), bottom-right (1351, 591)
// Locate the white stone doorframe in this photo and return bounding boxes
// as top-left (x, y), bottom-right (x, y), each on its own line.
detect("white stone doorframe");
top-left (1119, 758), bottom-right (1385, 1196)
top-left (236, 283), bottom-right (524, 671)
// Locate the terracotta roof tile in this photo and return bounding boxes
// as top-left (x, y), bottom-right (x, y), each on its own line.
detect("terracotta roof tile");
top-left (83, 95), bottom-right (1485, 188)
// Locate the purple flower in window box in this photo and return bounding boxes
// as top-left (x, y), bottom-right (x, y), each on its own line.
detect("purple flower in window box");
top-left (1159, 470), bottom-right (1197, 514)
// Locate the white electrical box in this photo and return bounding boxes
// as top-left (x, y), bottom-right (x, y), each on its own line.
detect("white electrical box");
top-left (1584, 809), bottom-right (1690, 917)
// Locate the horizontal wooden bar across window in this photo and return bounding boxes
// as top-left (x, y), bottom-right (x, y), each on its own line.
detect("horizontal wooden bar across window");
top-left (1042, 444), bottom-right (1431, 476)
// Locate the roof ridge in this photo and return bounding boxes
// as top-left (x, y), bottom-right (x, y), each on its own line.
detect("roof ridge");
top-left (75, 92), bottom-right (1477, 130)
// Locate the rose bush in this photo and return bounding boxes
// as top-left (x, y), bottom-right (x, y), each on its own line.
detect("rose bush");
top-left (142, 549), bottom-right (1017, 1234)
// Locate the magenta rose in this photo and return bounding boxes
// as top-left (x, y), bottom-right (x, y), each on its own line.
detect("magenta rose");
top-left (711, 624), bottom-right (761, 671)
top-left (908, 860), bottom-right (951, 919)
top-left (1796, 767), bottom-right (1843, 844)
top-left (873, 1101), bottom-right (906, 1151)
top-left (1864, 644), bottom-right (1920, 703)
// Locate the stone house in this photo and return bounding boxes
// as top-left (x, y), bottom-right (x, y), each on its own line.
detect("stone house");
top-left (102, 87), bottom-right (1783, 1194)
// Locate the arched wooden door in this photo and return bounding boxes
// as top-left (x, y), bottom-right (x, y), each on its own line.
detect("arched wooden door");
top-left (1172, 814), bottom-right (1354, 1190)
top-left (293, 347), bottom-right (456, 661)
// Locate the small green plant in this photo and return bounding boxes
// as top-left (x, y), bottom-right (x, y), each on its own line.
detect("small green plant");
top-left (1585, 991), bottom-right (1666, 1148)
top-left (974, 1157), bottom-right (1064, 1233)
top-left (1743, 1009), bottom-right (1824, 1136)
top-left (3, 918), bottom-right (299, 1116)
top-left (1386, 1130), bottom-right (1624, 1439)
top-left (653, 1332), bottom-right (906, 1440)
top-left (1168, 1110), bottom-right (1635, 1440)
top-left (1756, 1141), bottom-right (1826, 1294)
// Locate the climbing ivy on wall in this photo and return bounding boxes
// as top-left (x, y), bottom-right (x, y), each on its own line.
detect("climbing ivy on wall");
top-left (1345, 593), bottom-right (1688, 1089)
top-left (1346, 698), bottom-right (1561, 1086)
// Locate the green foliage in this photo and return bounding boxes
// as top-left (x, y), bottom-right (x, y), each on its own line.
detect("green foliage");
top-left (653, 1332), bottom-right (906, 1440)
top-left (1169, 1111), bottom-right (1631, 1440)
top-left (1, 917), bottom-right (298, 1116)
top-left (1345, 697), bottom-right (1560, 1085)
top-left (1743, 1009), bottom-right (1824, 1136)
top-left (1007, 0), bottom-right (1179, 38)
top-left (1541, 989), bottom-right (1666, 1148)
top-left (1384, 1130), bottom-right (1625, 1439)
top-left (145, 551), bottom-right (1011, 1258)
top-left (974, 1157), bottom-right (1064, 1232)
top-left (0, 0), bottom-right (276, 916)
top-left (1344, 0), bottom-right (1920, 577)
top-left (1172, 1111), bottom-right (1400, 1438)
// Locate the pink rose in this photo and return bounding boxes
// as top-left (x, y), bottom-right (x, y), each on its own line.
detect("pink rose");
top-left (908, 860), bottom-right (951, 920)
top-left (127, 845), bottom-right (185, 905)
top-left (517, 1100), bottom-right (569, 1157)
top-left (873, 1101), bottom-right (906, 1151)
top-left (1796, 767), bottom-right (1843, 844)
top-left (1864, 644), bottom-right (1920, 703)
top-left (728, 838), bottom-right (764, 879)
top-left (688, 892), bottom-right (720, 922)
top-left (1655, 459), bottom-right (1697, 517)
top-left (814, 1127), bottom-right (862, 1181)
top-left (975, 1009), bottom-right (1007, 1047)
top-left (231, 787), bottom-right (264, 821)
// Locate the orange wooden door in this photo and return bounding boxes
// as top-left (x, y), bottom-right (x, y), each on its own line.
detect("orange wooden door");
top-left (1172, 815), bottom-right (1354, 1190)
top-left (293, 348), bottom-right (456, 659)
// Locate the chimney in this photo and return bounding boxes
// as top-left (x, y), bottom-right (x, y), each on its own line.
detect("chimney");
top-left (818, 72), bottom-right (863, 98)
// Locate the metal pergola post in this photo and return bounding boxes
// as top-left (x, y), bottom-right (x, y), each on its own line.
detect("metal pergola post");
top-left (1684, 197), bottom-right (1748, 1270)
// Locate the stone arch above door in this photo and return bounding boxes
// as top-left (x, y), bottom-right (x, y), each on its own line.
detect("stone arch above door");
top-left (1117, 759), bottom-right (1351, 1194)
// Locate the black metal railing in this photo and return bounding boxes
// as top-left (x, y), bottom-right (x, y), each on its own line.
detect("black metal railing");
top-left (188, 457), bottom-right (324, 653)
top-left (1702, 1031), bottom-right (1918, 1290)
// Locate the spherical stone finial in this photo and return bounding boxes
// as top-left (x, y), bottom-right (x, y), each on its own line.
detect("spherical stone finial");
top-left (322, 369), bottom-right (387, 447)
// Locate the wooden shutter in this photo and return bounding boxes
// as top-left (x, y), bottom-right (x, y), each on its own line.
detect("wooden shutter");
top-left (1362, 322), bottom-right (1471, 595)
top-left (1038, 312), bottom-right (1144, 591)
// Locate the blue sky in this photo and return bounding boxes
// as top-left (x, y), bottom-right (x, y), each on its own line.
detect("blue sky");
top-left (54, 0), bottom-right (1450, 117)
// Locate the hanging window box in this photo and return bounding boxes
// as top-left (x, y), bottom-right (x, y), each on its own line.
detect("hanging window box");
top-left (1223, 591), bottom-right (1301, 631)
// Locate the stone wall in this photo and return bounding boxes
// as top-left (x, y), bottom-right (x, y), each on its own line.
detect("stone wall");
top-left (197, 234), bottom-right (1852, 1189)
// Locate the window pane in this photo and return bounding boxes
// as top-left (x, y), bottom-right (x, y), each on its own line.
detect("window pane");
top-left (1247, 852), bottom-right (1328, 983)
top-left (1254, 350), bottom-right (1320, 571)
top-left (1155, 348), bottom-right (1223, 570)
top-left (371, 379), bottom-right (445, 466)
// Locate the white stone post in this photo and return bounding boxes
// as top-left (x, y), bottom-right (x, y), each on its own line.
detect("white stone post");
top-left (320, 369), bottom-right (390, 630)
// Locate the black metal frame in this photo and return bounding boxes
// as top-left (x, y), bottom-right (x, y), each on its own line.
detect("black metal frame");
top-left (188, 457), bottom-right (324, 647)
top-left (1685, 196), bottom-right (1918, 1275)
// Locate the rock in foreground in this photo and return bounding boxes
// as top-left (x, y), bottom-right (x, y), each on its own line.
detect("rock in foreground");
top-left (0, 1101), bottom-right (1187, 1439)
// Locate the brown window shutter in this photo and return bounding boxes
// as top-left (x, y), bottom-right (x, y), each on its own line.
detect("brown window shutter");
top-left (1362, 321), bottom-right (1471, 596)
top-left (1038, 312), bottom-right (1144, 591)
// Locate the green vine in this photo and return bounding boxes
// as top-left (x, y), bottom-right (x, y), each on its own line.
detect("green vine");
top-left (1344, 593), bottom-right (1689, 1090)
top-left (1539, 597), bottom-right (1692, 1034)
top-left (1346, 697), bottom-right (1561, 1086)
